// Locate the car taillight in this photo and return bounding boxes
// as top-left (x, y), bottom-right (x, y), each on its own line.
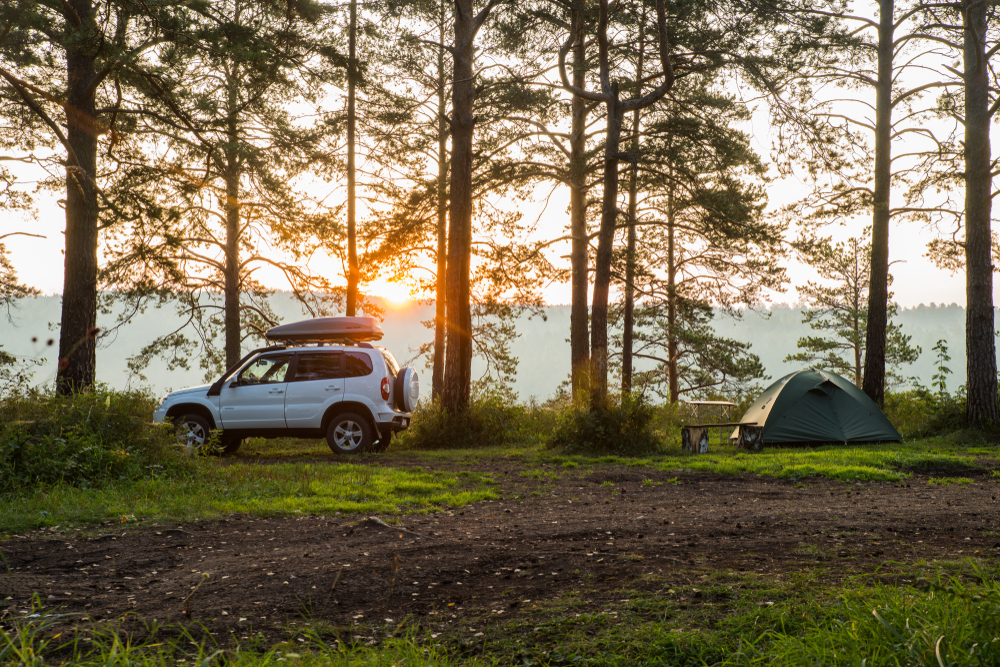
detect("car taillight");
top-left (381, 377), bottom-right (390, 400)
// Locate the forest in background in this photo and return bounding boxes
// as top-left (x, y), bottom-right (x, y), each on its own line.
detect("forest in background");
top-left (4, 0), bottom-right (1000, 427)
top-left (0, 294), bottom-right (974, 400)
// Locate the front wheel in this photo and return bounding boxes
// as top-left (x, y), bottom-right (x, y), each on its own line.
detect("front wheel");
top-left (174, 413), bottom-right (211, 453)
top-left (326, 413), bottom-right (373, 455)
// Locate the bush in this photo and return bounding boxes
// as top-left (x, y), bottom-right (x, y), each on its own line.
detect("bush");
top-left (884, 387), bottom-right (966, 439)
top-left (547, 393), bottom-right (662, 456)
top-left (399, 389), bottom-right (533, 450)
top-left (0, 388), bottom-right (190, 492)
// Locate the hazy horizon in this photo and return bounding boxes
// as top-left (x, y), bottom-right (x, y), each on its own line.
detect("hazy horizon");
top-left (0, 293), bottom-right (978, 401)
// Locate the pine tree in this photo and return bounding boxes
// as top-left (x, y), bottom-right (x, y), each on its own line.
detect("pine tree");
top-left (99, 0), bottom-right (342, 376)
top-left (611, 74), bottom-right (782, 402)
top-left (0, 0), bottom-right (184, 393)
top-left (786, 229), bottom-right (920, 387)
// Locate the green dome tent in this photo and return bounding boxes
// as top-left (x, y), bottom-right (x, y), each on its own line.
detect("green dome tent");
top-left (732, 369), bottom-right (902, 444)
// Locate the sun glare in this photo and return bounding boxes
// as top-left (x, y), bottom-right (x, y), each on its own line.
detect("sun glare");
top-left (370, 280), bottom-right (411, 305)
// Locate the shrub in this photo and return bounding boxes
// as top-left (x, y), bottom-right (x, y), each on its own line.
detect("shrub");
top-left (0, 388), bottom-right (190, 492)
top-left (399, 389), bottom-right (532, 450)
top-left (884, 387), bottom-right (966, 439)
top-left (547, 393), bottom-right (662, 456)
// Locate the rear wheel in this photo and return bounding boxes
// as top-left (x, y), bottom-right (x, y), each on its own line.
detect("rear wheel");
top-left (371, 430), bottom-right (393, 453)
top-left (219, 434), bottom-right (243, 455)
top-left (326, 413), bottom-right (372, 455)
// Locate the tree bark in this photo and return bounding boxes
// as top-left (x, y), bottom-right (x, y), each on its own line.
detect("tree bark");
top-left (432, 0), bottom-right (448, 399)
top-left (861, 0), bottom-right (893, 405)
top-left (590, 87), bottom-right (623, 410)
top-left (345, 0), bottom-right (360, 316)
top-left (569, 10), bottom-right (590, 405)
top-left (622, 18), bottom-right (644, 398)
top-left (621, 154), bottom-right (636, 397)
top-left (56, 0), bottom-right (100, 395)
top-left (442, 0), bottom-right (477, 413)
top-left (962, 0), bottom-right (999, 426)
top-left (223, 88), bottom-right (242, 369)
top-left (666, 180), bottom-right (679, 403)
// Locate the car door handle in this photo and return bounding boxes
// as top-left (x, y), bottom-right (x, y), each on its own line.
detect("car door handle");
top-left (325, 386), bottom-right (341, 391)
top-left (269, 389), bottom-right (284, 395)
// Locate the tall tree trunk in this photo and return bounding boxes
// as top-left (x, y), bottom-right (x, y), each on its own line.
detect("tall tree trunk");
top-left (963, 0), bottom-right (999, 426)
top-left (590, 86), bottom-right (623, 410)
top-left (56, 0), bottom-right (100, 395)
top-left (569, 11), bottom-right (590, 405)
top-left (854, 313), bottom-right (862, 386)
top-left (443, 0), bottom-right (476, 413)
top-left (345, 0), bottom-right (360, 316)
top-left (621, 149), bottom-right (636, 396)
top-left (432, 0), bottom-right (448, 399)
top-left (666, 180), bottom-right (678, 403)
top-left (861, 0), bottom-right (893, 405)
top-left (223, 103), bottom-right (241, 369)
top-left (622, 19), bottom-right (644, 398)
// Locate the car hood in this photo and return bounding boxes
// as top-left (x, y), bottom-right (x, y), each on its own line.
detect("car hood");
top-left (164, 384), bottom-right (212, 400)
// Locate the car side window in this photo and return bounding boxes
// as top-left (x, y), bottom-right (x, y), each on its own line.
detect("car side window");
top-left (293, 353), bottom-right (343, 382)
top-left (345, 351), bottom-right (373, 378)
top-left (237, 355), bottom-right (291, 385)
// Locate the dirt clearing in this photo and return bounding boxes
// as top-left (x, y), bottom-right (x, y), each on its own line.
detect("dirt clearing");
top-left (3, 463), bottom-right (999, 642)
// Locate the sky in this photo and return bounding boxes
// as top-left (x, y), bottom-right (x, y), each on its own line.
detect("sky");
top-left (0, 1), bottom-right (985, 310)
top-left (0, 104), bottom-right (976, 310)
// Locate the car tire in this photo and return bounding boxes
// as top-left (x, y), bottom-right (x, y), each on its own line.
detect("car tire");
top-left (219, 434), bottom-right (243, 455)
top-left (326, 413), bottom-right (372, 455)
top-left (371, 430), bottom-right (393, 453)
top-left (174, 413), bottom-right (212, 453)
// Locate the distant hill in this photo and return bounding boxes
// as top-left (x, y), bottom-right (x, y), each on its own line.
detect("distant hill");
top-left (0, 295), bottom-right (978, 400)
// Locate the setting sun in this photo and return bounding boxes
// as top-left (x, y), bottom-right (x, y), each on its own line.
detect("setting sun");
top-left (368, 279), bottom-right (411, 305)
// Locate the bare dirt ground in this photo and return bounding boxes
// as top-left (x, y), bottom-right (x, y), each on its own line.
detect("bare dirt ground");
top-left (3, 462), bottom-right (1000, 644)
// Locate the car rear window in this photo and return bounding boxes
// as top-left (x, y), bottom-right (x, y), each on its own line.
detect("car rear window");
top-left (345, 351), bottom-right (373, 377)
top-left (379, 349), bottom-right (399, 378)
top-left (293, 353), bottom-right (342, 381)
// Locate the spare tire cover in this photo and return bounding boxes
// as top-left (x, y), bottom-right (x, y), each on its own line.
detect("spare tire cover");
top-left (393, 367), bottom-right (419, 412)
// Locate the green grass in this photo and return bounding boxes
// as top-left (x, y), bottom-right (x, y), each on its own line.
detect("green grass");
top-left (534, 439), bottom-right (991, 483)
top-left (4, 435), bottom-right (992, 534)
top-left (6, 560), bottom-right (999, 666)
top-left (0, 461), bottom-right (497, 534)
top-left (928, 477), bottom-right (975, 486)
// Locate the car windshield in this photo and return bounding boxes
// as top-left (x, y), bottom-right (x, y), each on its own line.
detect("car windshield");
top-left (379, 348), bottom-right (400, 378)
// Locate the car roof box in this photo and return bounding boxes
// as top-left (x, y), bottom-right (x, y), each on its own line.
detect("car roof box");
top-left (265, 317), bottom-right (384, 343)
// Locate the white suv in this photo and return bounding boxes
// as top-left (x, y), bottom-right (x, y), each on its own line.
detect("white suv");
top-left (152, 317), bottom-right (419, 455)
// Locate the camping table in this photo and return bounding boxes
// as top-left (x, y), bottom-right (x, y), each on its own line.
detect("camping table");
top-left (681, 422), bottom-right (762, 453)
top-left (682, 400), bottom-right (738, 446)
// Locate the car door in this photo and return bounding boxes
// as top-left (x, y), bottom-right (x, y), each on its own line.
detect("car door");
top-left (284, 351), bottom-right (344, 429)
top-left (218, 353), bottom-right (293, 429)
top-left (343, 350), bottom-right (378, 404)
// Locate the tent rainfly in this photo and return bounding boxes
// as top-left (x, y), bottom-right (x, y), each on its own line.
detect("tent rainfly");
top-left (732, 369), bottom-right (902, 445)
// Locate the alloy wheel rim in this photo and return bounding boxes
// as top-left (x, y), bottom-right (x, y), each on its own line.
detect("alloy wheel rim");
top-left (178, 422), bottom-right (207, 449)
top-left (334, 421), bottom-right (363, 450)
